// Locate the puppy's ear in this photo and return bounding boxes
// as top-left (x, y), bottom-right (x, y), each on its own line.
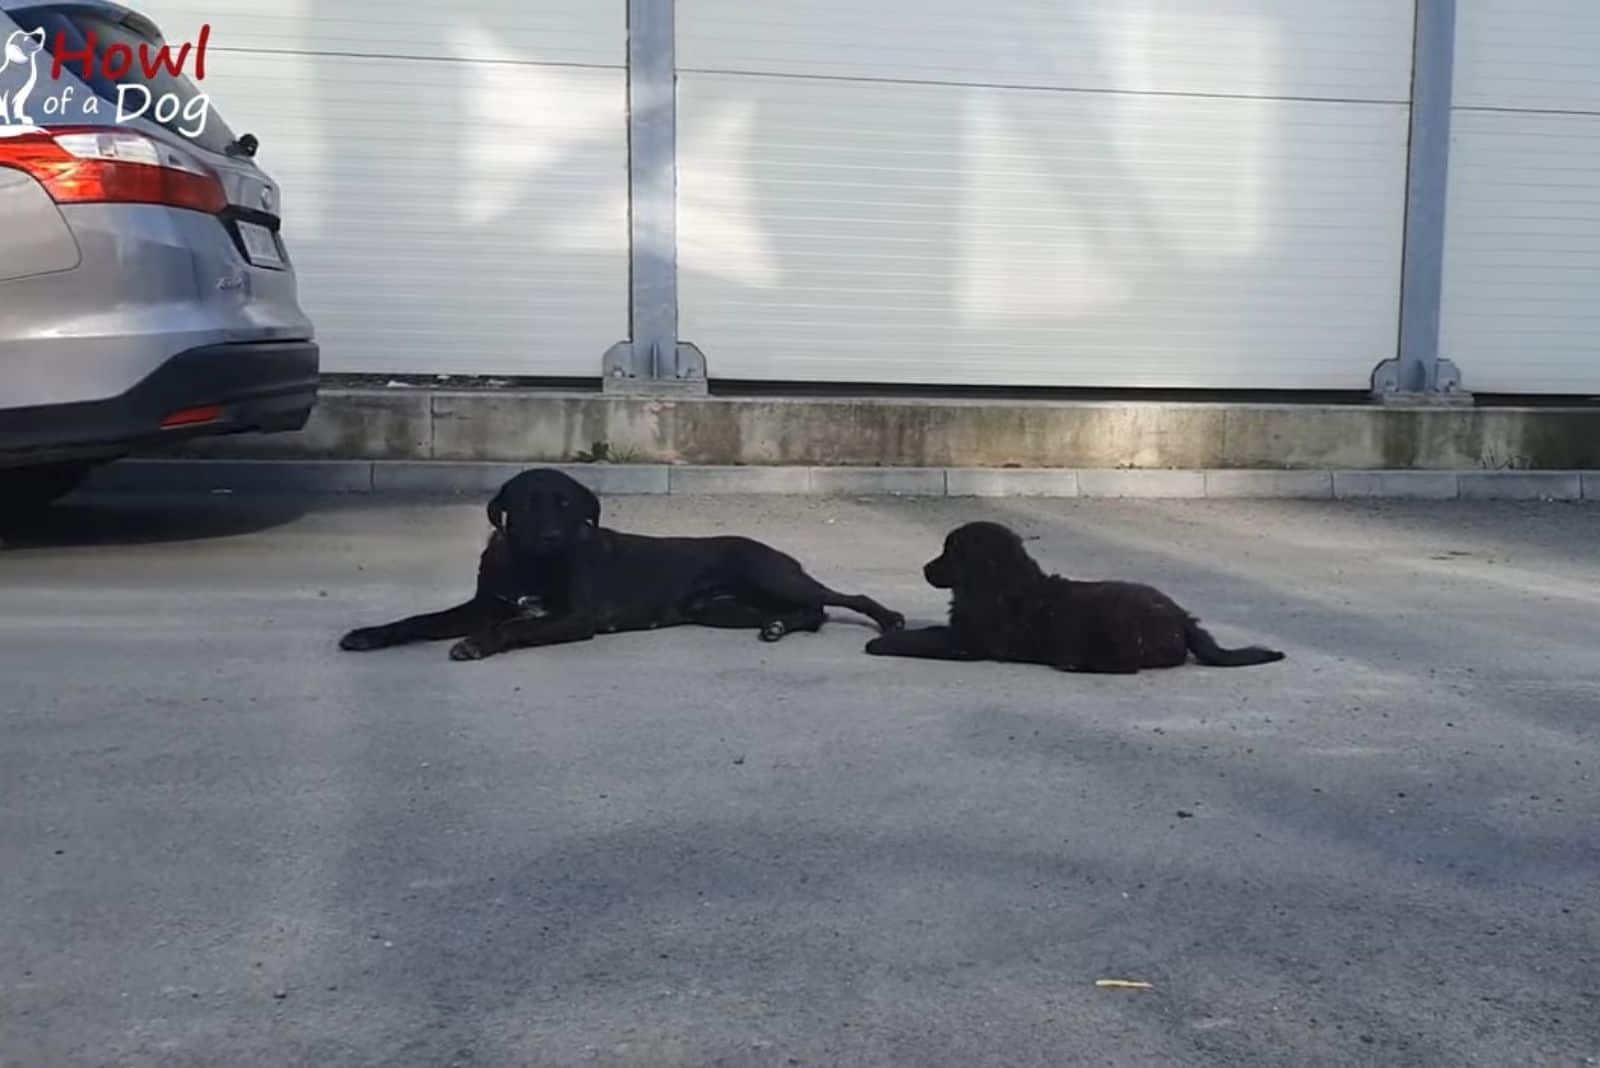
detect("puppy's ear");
top-left (577, 483), bottom-right (601, 526)
top-left (487, 490), bottom-right (507, 531)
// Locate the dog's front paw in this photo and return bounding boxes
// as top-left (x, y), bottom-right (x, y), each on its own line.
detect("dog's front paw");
top-left (864, 635), bottom-right (889, 655)
top-left (339, 627), bottom-right (388, 652)
top-left (879, 612), bottom-right (906, 634)
top-left (449, 636), bottom-right (494, 662)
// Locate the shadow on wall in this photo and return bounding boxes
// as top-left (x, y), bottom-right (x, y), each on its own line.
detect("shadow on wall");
top-left (150, 0), bottom-right (633, 377)
top-left (676, 5), bottom-right (1411, 390)
top-left (166, 3), bottom-right (1409, 387)
top-left (312, 17), bottom-right (626, 377)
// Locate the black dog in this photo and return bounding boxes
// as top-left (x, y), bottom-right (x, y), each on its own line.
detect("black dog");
top-left (340, 468), bottom-right (905, 661)
top-left (865, 521), bottom-right (1284, 674)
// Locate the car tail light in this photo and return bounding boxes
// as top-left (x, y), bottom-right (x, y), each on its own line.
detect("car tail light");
top-left (0, 127), bottom-right (226, 214)
top-left (160, 405), bottom-right (224, 428)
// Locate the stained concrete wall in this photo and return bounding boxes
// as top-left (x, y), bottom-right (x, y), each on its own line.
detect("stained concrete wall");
top-left (178, 391), bottom-right (1600, 471)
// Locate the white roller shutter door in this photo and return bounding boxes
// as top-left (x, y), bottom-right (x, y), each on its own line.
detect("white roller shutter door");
top-left (1444, 1), bottom-right (1600, 394)
top-left (678, 0), bottom-right (1414, 388)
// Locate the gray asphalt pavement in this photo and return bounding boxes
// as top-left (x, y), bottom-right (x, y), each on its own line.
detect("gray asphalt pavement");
top-left (2, 492), bottom-right (1597, 1067)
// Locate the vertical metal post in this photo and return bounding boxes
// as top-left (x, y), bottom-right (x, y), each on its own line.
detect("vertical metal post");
top-left (1373, 0), bottom-right (1468, 403)
top-left (604, 0), bottom-right (707, 393)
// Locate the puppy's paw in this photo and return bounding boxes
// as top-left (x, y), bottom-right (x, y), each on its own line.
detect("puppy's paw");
top-left (758, 620), bottom-right (788, 643)
top-left (879, 612), bottom-right (906, 633)
top-left (449, 637), bottom-right (492, 662)
top-left (339, 627), bottom-right (388, 652)
top-left (864, 635), bottom-right (888, 655)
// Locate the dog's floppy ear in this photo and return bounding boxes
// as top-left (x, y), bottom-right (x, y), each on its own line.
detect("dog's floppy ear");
top-left (487, 488), bottom-right (507, 531)
top-left (576, 481), bottom-right (601, 526)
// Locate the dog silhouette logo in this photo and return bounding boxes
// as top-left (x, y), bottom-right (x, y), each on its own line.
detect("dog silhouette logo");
top-left (0, 27), bottom-right (47, 127)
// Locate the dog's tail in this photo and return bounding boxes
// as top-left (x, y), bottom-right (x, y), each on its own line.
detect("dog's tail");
top-left (1185, 618), bottom-right (1285, 668)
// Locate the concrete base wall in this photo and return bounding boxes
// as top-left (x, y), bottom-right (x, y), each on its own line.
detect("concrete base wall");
top-left (89, 460), bottom-right (1600, 501)
top-left (178, 390), bottom-right (1600, 471)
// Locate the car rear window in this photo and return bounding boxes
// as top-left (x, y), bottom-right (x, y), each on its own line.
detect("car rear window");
top-left (12, 6), bottom-right (237, 155)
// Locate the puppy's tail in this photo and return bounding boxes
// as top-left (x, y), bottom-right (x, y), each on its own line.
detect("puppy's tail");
top-left (1185, 618), bottom-right (1285, 668)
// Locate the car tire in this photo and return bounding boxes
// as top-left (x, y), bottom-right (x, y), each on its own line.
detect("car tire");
top-left (4, 462), bottom-right (96, 514)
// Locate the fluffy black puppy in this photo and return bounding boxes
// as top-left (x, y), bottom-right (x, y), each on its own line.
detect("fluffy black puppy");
top-left (865, 521), bottom-right (1284, 674)
top-left (340, 468), bottom-right (905, 661)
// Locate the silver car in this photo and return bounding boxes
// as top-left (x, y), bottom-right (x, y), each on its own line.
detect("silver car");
top-left (1, 0), bottom-right (317, 509)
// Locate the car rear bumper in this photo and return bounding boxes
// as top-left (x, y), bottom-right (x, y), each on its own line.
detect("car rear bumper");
top-left (0, 340), bottom-right (319, 468)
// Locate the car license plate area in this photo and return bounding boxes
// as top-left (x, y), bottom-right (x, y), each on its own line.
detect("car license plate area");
top-left (237, 221), bottom-right (286, 269)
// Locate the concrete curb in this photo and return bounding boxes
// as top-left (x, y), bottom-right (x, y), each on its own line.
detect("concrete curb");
top-left (82, 460), bottom-right (1600, 501)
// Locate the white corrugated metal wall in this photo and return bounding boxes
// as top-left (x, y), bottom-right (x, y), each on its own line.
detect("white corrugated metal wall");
top-left (131, 2), bottom-right (1600, 393)
top-left (138, 0), bottom-right (630, 376)
top-left (1444, 1), bottom-right (1600, 393)
top-left (676, 1), bottom-right (1415, 388)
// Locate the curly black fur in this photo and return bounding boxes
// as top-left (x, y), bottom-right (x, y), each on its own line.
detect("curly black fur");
top-left (865, 521), bottom-right (1285, 674)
